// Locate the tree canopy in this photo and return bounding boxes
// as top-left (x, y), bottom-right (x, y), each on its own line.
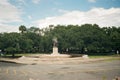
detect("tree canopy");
top-left (19, 25), bottom-right (27, 33)
top-left (0, 24), bottom-right (120, 56)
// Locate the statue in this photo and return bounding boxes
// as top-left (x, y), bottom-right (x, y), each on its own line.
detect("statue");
top-left (52, 37), bottom-right (59, 55)
top-left (53, 37), bottom-right (58, 47)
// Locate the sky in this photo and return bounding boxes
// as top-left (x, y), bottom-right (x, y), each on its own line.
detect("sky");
top-left (0, 0), bottom-right (120, 32)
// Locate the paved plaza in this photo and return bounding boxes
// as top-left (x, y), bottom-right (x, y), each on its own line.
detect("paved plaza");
top-left (0, 60), bottom-right (120, 80)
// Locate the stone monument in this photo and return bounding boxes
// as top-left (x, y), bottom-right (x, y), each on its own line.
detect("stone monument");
top-left (51, 37), bottom-right (59, 55)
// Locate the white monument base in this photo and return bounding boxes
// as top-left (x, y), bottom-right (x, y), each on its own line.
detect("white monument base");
top-left (28, 47), bottom-right (71, 58)
top-left (82, 55), bottom-right (89, 59)
top-left (51, 47), bottom-right (59, 55)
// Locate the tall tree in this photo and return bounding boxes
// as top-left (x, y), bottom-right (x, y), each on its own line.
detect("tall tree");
top-left (19, 25), bottom-right (27, 33)
top-left (27, 27), bottom-right (39, 33)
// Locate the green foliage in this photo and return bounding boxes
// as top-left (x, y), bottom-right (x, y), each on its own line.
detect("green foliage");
top-left (19, 25), bottom-right (27, 33)
top-left (0, 24), bottom-right (120, 57)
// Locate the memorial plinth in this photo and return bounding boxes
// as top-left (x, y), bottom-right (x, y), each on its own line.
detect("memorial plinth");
top-left (51, 47), bottom-right (59, 55)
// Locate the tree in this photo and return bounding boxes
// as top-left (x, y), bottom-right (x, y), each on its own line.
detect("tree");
top-left (27, 27), bottom-right (40, 34)
top-left (19, 25), bottom-right (27, 33)
top-left (0, 33), bottom-right (21, 57)
top-left (5, 47), bottom-right (16, 58)
top-left (0, 24), bottom-right (119, 56)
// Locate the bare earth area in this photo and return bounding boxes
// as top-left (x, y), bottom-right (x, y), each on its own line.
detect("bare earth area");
top-left (0, 56), bottom-right (120, 80)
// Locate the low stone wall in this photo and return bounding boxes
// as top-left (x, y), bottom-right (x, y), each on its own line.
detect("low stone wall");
top-left (24, 54), bottom-right (88, 58)
top-left (66, 54), bottom-right (85, 57)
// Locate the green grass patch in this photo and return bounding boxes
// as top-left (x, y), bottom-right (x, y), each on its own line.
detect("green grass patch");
top-left (89, 55), bottom-right (119, 58)
top-left (89, 55), bottom-right (111, 59)
top-left (89, 55), bottom-right (120, 61)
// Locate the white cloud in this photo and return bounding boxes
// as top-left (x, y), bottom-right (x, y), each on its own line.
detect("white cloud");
top-left (0, 23), bottom-right (19, 33)
top-left (88, 0), bottom-right (96, 3)
top-left (32, 0), bottom-right (41, 4)
top-left (36, 8), bottom-right (120, 28)
top-left (0, 0), bottom-right (22, 32)
top-left (0, 0), bottom-right (22, 23)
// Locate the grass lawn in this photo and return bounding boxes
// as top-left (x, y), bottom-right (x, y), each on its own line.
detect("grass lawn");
top-left (89, 55), bottom-right (112, 58)
top-left (89, 55), bottom-right (120, 61)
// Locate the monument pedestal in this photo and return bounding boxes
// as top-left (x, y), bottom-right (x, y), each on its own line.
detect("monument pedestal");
top-left (35, 46), bottom-right (71, 58)
top-left (51, 47), bottom-right (59, 55)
